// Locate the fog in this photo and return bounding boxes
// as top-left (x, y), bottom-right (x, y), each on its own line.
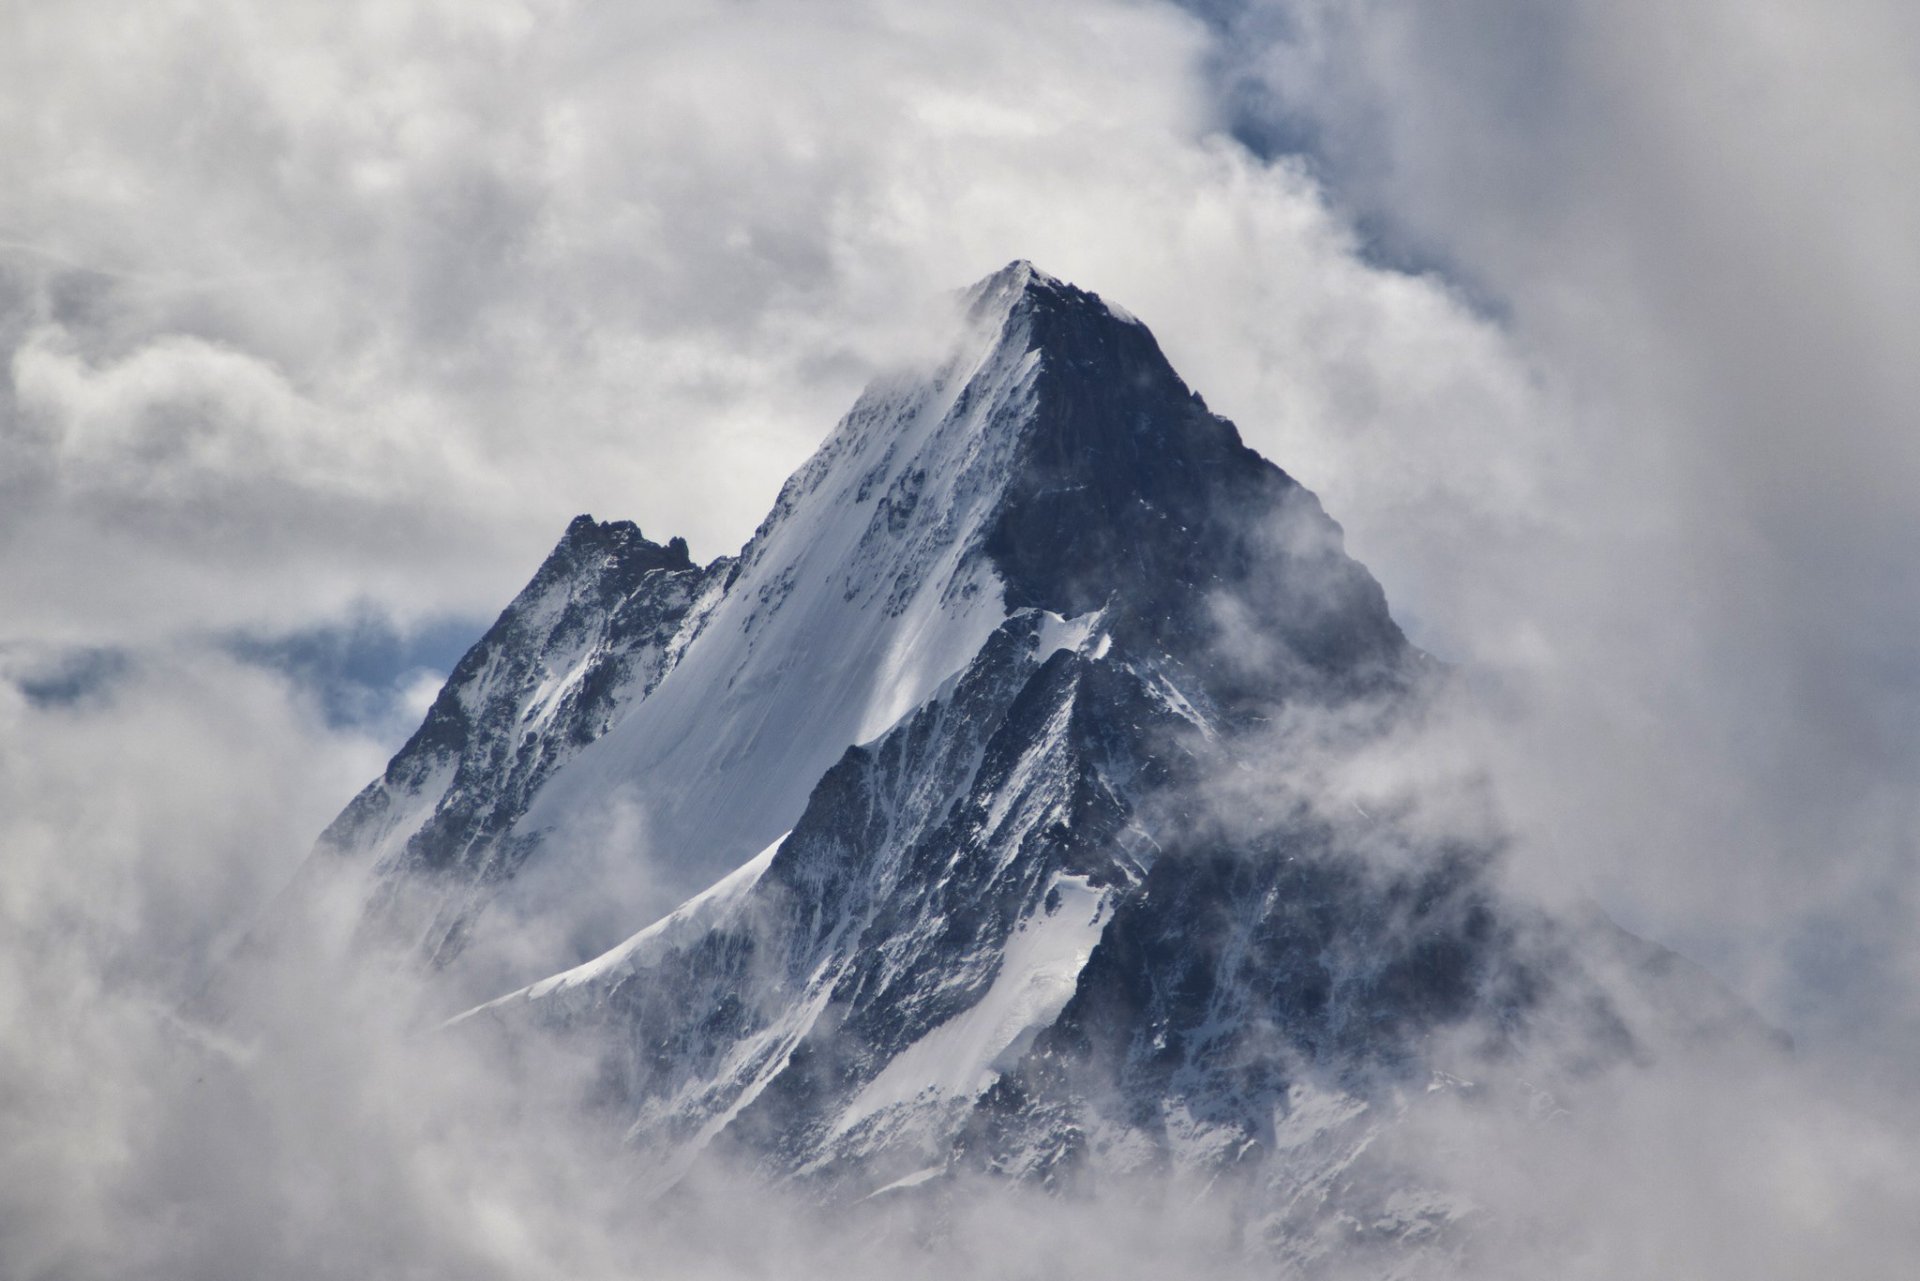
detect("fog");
top-left (4, 0), bottom-right (1917, 1275)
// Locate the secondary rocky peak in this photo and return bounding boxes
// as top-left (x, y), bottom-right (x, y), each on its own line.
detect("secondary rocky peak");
top-left (550, 514), bottom-right (694, 577)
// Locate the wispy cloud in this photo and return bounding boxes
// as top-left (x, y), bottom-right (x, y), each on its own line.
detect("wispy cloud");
top-left (3, 0), bottom-right (1917, 1275)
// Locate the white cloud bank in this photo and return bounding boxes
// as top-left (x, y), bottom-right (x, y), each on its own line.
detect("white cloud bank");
top-left (3, 0), bottom-right (1919, 1275)
top-left (1190, 0), bottom-right (1920, 1062)
top-left (1, 0), bottom-right (1535, 639)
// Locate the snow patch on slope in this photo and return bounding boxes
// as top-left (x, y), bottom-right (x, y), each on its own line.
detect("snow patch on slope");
top-left (456, 832), bottom-right (787, 1019)
top-left (836, 873), bottom-right (1113, 1134)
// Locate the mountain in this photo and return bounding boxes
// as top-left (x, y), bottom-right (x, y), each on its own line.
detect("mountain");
top-left (312, 262), bottom-right (1405, 997)
top-left (297, 262), bottom-right (1768, 1268)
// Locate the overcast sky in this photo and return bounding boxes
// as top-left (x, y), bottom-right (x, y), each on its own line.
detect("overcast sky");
top-left (3, 0), bottom-right (1919, 1273)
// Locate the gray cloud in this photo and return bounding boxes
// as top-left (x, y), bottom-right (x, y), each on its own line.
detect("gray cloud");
top-left (1163, 0), bottom-right (1920, 1065)
top-left (4, 0), bottom-right (1919, 1274)
top-left (1, 0), bottom-right (1532, 643)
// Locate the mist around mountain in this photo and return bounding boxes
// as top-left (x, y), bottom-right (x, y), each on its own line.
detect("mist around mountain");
top-left (8, 0), bottom-right (1920, 1272)
top-left (161, 265), bottom-right (1807, 1279)
top-left (3, 233), bottom-right (1915, 1276)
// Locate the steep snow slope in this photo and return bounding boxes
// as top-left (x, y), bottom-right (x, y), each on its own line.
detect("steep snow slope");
top-left (505, 267), bottom-right (1052, 908)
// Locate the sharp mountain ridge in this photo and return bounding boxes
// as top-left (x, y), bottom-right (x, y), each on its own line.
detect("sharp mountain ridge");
top-left (290, 261), bottom-right (1773, 1270)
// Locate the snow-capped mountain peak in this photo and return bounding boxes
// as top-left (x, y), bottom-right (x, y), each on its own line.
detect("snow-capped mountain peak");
top-left (308, 262), bottom-right (1406, 1001)
top-left (285, 264), bottom-right (1765, 1270)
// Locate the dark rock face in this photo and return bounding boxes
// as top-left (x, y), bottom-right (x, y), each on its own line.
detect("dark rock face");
top-left (960, 832), bottom-right (1520, 1174)
top-left (299, 262), bottom-right (1767, 1265)
top-left (980, 271), bottom-right (1405, 696)
top-left (315, 515), bottom-right (723, 963)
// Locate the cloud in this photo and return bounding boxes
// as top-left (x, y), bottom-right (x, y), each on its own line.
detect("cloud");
top-left (1, 0), bottom-right (1535, 649)
top-left (1154, 0), bottom-right (1920, 1064)
top-left (5, 0), bottom-right (1920, 1275)
top-left (0, 5), bottom-right (1540, 1270)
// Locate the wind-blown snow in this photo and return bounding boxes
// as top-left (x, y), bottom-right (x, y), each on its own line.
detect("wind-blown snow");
top-left (462, 832), bottom-right (789, 1017)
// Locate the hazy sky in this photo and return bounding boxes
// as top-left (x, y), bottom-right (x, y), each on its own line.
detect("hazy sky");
top-left (3, 1), bottom-right (1918, 1274)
